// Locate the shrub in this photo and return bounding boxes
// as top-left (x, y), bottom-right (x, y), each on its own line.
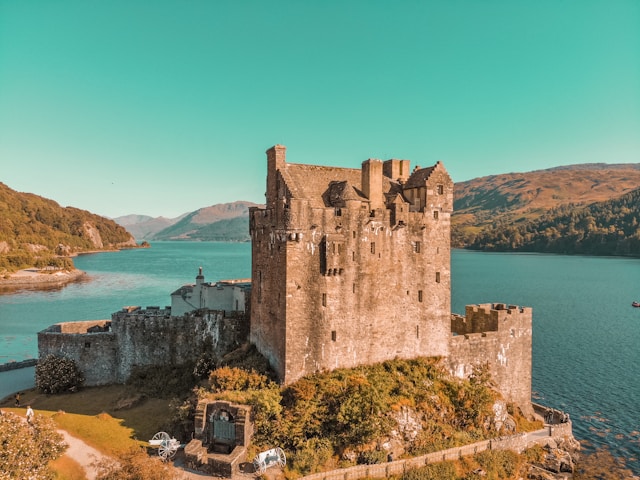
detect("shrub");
top-left (126, 363), bottom-right (196, 398)
top-left (36, 354), bottom-right (85, 394)
top-left (94, 446), bottom-right (178, 480)
top-left (0, 411), bottom-right (67, 479)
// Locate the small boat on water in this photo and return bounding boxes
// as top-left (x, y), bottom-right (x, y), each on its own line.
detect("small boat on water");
top-left (633, 301), bottom-right (640, 308)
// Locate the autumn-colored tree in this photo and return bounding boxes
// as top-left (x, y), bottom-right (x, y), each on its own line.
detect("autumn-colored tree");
top-left (0, 411), bottom-right (67, 480)
top-left (94, 447), bottom-right (185, 480)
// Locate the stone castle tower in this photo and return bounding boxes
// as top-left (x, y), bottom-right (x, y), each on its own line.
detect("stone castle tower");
top-left (250, 145), bottom-right (454, 384)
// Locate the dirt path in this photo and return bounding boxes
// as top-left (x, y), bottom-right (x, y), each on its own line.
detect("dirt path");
top-left (57, 429), bottom-right (107, 480)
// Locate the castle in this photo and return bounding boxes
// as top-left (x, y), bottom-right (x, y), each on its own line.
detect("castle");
top-left (38, 145), bottom-right (532, 410)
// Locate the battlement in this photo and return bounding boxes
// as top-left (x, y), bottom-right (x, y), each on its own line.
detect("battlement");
top-left (449, 302), bottom-right (533, 410)
top-left (451, 303), bottom-right (532, 336)
top-left (112, 306), bottom-right (172, 321)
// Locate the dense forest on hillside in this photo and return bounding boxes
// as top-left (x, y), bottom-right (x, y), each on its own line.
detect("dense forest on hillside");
top-left (467, 187), bottom-right (640, 256)
top-left (0, 182), bottom-right (135, 272)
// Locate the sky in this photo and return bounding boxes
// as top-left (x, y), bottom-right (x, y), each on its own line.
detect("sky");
top-left (1, 1), bottom-right (639, 219)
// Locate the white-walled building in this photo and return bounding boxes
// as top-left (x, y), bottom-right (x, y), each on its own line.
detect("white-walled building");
top-left (170, 268), bottom-right (251, 316)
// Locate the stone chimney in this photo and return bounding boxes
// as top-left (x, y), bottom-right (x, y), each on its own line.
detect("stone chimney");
top-left (383, 159), bottom-right (410, 183)
top-left (266, 145), bottom-right (286, 207)
top-left (362, 159), bottom-right (383, 209)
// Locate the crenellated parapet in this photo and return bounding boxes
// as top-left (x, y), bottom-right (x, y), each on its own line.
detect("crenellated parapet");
top-left (449, 303), bottom-right (533, 413)
top-left (451, 303), bottom-right (532, 336)
top-left (38, 306), bottom-right (249, 386)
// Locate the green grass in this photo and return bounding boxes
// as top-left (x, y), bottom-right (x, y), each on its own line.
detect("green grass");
top-left (1, 384), bottom-right (173, 454)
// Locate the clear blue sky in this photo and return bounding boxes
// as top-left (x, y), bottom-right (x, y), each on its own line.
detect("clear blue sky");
top-left (1, 1), bottom-right (638, 218)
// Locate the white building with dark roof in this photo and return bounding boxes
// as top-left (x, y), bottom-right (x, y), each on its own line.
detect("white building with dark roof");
top-left (170, 267), bottom-right (251, 316)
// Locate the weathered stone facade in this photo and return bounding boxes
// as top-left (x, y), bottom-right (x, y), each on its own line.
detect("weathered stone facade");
top-left (38, 307), bottom-right (248, 385)
top-left (450, 303), bottom-right (532, 410)
top-left (250, 145), bottom-right (454, 385)
top-left (249, 145), bottom-right (533, 409)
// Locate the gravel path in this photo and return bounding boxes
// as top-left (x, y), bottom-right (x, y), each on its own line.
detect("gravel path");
top-left (57, 429), bottom-right (107, 480)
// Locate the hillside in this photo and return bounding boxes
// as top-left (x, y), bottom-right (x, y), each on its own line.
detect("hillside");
top-left (122, 201), bottom-right (261, 242)
top-left (452, 163), bottom-right (640, 249)
top-left (0, 182), bottom-right (137, 273)
top-left (468, 186), bottom-right (640, 256)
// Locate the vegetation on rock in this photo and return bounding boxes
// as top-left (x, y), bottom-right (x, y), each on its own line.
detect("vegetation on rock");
top-left (191, 357), bottom-right (514, 476)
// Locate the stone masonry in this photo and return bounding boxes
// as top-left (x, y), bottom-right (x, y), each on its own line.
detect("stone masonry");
top-left (249, 145), bottom-right (532, 409)
top-left (250, 145), bottom-right (454, 385)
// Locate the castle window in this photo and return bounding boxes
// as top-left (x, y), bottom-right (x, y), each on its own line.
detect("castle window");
top-left (353, 231), bottom-right (356, 238)
top-left (414, 241), bottom-right (421, 253)
top-left (335, 208), bottom-right (342, 216)
top-left (322, 293), bottom-right (327, 307)
top-left (416, 325), bottom-right (419, 338)
top-left (331, 330), bottom-right (337, 341)
top-left (84, 342), bottom-right (91, 348)
top-left (352, 251), bottom-right (355, 261)
top-left (418, 290), bottom-right (423, 302)
top-left (435, 272), bottom-right (441, 283)
top-left (433, 211), bottom-right (439, 220)
top-left (353, 283), bottom-right (356, 293)
top-left (437, 184), bottom-right (444, 195)
top-left (371, 242), bottom-right (375, 254)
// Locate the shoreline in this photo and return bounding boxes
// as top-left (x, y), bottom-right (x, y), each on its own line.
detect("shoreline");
top-left (0, 268), bottom-right (87, 288)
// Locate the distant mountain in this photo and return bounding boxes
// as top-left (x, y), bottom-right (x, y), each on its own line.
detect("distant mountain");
top-left (452, 163), bottom-right (640, 249)
top-left (117, 201), bottom-right (262, 242)
top-left (0, 182), bottom-right (137, 273)
top-left (114, 214), bottom-right (185, 240)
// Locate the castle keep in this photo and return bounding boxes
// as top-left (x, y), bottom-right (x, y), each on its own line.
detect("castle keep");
top-left (250, 145), bottom-right (452, 384)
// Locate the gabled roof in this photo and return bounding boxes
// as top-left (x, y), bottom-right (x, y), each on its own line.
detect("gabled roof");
top-left (324, 180), bottom-right (364, 206)
top-left (404, 165), bottom-right (436, 189)
top-left (281, 162), bottom-right (399, 208)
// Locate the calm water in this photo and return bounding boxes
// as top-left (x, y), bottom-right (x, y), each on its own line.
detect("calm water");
top-left (1, 242), bottom-right (639, 469)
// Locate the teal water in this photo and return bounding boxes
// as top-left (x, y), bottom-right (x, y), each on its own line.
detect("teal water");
top-left (1, 242), bottom-right (639, 469)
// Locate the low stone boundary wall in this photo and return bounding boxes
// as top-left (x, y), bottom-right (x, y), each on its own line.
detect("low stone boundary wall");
top-left (301, 426), bottom-right (574, 480)
top-left (0, 359), bottom-right (37, 372)
top-left (301, 435), bottom-right (531, 480)
top-left (300, 403), bottom-right (575, 480)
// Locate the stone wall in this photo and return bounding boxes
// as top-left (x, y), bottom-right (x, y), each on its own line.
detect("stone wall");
top-left (38, 308), bottom-right (249, 386)
top-left (38, 320), bottom-right (118, 385)
top-left (449, 304), bottom-right (532, 410)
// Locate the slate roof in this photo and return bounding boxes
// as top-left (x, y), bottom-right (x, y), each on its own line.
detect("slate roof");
top-left (281, 162), bottom-right (399, 208)
top-left (404, 165), bottom-right (437, 189)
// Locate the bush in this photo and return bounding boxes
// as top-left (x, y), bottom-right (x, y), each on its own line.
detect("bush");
top-left (94, 446), bottom-right (178, 480)
top-left (127, 363), bottom-right (196, 398)
top-left (0, 411), bottom-right (67, 479)
top-left (36, 355), bottom-right (85, 394)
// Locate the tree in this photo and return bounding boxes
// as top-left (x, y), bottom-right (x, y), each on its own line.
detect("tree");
top-left (0, 411), bottom-right (66, 480)
top-left (36, 354), bottom-right (85, 394)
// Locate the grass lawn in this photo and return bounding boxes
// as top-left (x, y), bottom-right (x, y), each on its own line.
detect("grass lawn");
top-left (0, 384), bottom-right (174, 452)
